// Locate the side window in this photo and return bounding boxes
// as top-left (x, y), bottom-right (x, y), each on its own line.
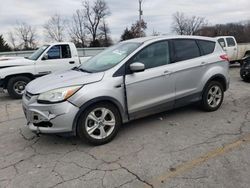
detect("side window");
top-left (197, 40), bottom-right (215, 55)
top-left (218, 38), bottom-right (226, 48)
top-left (132, 41), bottom-right (170, 69)
top-left (47, 46), bottom-right (60, 59)
top-left (173, 39), bottom-right (200, 62)
top-left (47, 45), bottom-right (71, 60)
top-left (61, 45), bottom-right (71, 58)
top-left (226, 38), bottom-right (236, 47)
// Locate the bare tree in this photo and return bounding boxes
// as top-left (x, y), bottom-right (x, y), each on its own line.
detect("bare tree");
top-left (172, 12), bottom-right (187, 35)
top-left (83, 0), bottom-right (110, 46)
top-left (152, 29), bottom-right (161, 36)
top-left (8, 31), bottom-right (18, 50)
top-left (172, 12), bottom-right (207, 35)
top-left (98, 19), bottom-right (112, 46)
top-left (69, 9), bottom-right (86, 47)
top-left (44, 14), bottom-right (67, 42)
top-left (15, 22), bottom-right (37, 49)
top-left (187, 16), bottom-right (207, 35)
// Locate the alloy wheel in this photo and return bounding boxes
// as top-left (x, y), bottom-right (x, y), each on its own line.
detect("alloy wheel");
top-left (207, 85), bottom-right (222, 108)
top-left (85, 107), bottom-right (116, 140)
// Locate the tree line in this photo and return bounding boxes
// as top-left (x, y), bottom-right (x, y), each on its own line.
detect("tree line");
top-left (0, 4), bottom-right (250, 52)
top-left (4, 0), bottom-right (112, 51)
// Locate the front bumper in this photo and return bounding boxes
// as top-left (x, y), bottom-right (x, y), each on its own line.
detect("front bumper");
top-left (22, 92), bottom-right (79, 134)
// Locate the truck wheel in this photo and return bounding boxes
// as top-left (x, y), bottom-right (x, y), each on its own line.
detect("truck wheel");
top-left (239, 60), bottom-right (244, 67)
top-left (240, 69), bottom-right (250, 82)
top-left (7, 76), bottom-right (31, 99)
top-left (201, 81), bottom-right (224, 112)
top-left (77, 102), bottom-right (121, 145)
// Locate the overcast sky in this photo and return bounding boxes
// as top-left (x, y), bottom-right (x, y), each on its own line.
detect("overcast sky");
top-left (0, 0), bottom-right (249, 43)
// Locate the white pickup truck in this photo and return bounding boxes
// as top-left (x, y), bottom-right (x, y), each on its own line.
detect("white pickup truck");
top-left (216, 36), bottom-right (250, 65)
top-left (0, 42), bottom-right (90, 98)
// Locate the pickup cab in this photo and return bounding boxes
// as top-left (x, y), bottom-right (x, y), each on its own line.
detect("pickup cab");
top-left (216, 36), bottom-right (250, 65)
top-left (0, 42), bottom-right (90, 99)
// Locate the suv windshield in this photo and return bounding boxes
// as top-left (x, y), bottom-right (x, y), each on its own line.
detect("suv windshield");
top-left (28, 45), bottom-right (49, 60)
top-left (79, 42), bottom-right (141, 73)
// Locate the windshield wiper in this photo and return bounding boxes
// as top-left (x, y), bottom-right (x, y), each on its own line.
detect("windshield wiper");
top-left (72, 67), bottom-right (93, 73)
top-left (79, 68), bottom-right (92, 73)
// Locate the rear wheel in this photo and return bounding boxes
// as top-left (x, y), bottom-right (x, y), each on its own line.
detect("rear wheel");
top-left (77, 102), bottom-right (121, 145)
top-left (240, 68), bottom-right (250, 82)
top-left (201, 81), bottom-right (224, 112)
top-left (7, 76), bottom-right (31, 99)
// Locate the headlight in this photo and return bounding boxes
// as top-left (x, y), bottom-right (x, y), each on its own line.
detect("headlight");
top-left (37, 85), bottom-right (82, 103)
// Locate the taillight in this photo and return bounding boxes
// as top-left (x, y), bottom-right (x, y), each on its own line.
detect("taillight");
top-left (220, 54), bottom-right (229, 62)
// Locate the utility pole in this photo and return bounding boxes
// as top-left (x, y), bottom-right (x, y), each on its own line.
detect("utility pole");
top-left (139, 0), bottom-right (143, 37)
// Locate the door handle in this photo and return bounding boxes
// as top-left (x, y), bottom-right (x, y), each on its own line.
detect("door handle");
top-left (201, 62), bottom-right (207, 66)
top-left (69, 61), bottom-right (75, 64)
top-left (163, 70), bottom-right (171, 75)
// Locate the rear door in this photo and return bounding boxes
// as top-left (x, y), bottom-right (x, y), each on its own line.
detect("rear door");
top-left (170, 39), bottom-right (206, 106)
top-left (125, 41), bottom-right (175, 119)
top-left (35, 44), bottom-right (76, 76)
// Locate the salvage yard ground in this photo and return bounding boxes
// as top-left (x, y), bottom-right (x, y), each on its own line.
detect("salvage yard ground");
top-left (0, 66), bottom-right (250, 188)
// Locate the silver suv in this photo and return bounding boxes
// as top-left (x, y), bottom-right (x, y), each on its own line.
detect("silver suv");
top-left (22, 36), bottom-right (230, 145)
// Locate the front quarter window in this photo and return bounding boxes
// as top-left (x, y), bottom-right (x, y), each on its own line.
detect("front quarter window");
top-left (79, 42), bottom-right (141, 73)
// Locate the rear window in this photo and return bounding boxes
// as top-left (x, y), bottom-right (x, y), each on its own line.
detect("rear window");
top-left (197, 40), bottom-right (215, 55)
top-left (226, 38), bottom-right (236, 47)
top-left (172, 39), bottom-right (200, 62)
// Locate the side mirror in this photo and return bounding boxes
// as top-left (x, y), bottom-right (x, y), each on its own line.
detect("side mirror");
top-left (130, 62), bottom-right (145, 73)
top-left (42, 53), bottom-right (49, 60)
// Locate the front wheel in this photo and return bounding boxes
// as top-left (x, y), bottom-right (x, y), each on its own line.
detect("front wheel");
top-left (77, 103), bottom-right (121, 145)
top-left (201, 81), bottom-right (224, 112)
top-left (7, 76), bottom-right (31, 99)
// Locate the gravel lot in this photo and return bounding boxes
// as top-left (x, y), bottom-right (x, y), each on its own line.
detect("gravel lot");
top-left (0, 66), bottom-right (250, 188)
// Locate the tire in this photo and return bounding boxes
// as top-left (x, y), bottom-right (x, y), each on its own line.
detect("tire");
top-left (77, 102), bottom-right (121, 145)
top-left (201, 81), bottom-right (224, 112)
top-left (7, 76), bottom-right (31, 99)
top-left (239, 60), bottom-right (244, 67)
top-left (240, 69), bottom-right (250, 82)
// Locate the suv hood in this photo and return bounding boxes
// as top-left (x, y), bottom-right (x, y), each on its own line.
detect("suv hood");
top-left (26, 70), bottom-right (104, 94)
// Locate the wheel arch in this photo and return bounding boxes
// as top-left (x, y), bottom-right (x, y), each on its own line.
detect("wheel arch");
top-left (3, 73), bottom-right (34, 89)
top-left (244, 50), bottom-right (250, 57)
top-left (203, 74), bottom-right (228, 92)
top-left (72, 96), bottom-right (128, 136)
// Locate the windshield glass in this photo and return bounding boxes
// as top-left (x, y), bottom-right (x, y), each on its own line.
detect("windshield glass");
top-left (79, 42), bottom-right (141, 73)
top-left (28, 45), bottom-right (49, 60)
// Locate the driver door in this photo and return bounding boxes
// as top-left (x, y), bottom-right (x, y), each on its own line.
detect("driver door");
top-left (35, 44), bottom-right (76, 76)
top-left (125, 41), bottom-right (175, 119)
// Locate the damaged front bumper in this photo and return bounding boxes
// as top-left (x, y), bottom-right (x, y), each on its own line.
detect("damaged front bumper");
top-left (22, 92), bottom-right (79, 134)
